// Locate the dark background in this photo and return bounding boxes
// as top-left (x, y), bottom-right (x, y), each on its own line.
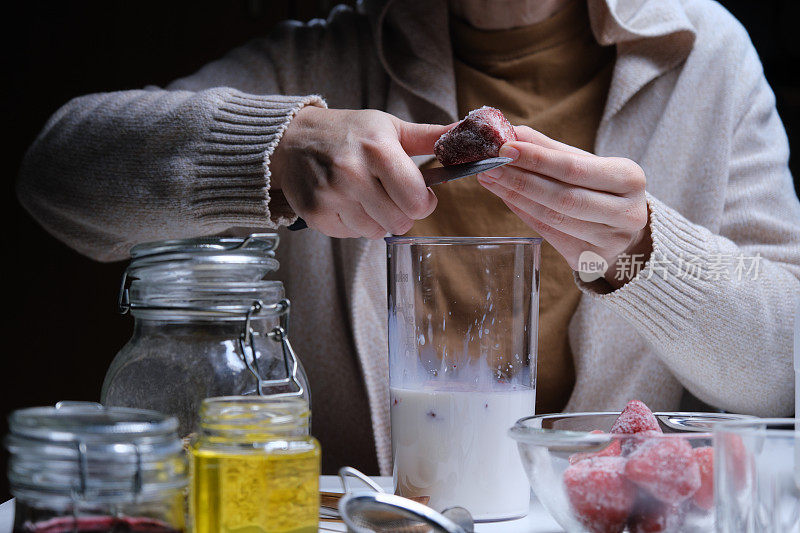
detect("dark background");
top-left (2, 0), bottom-right (798, 500)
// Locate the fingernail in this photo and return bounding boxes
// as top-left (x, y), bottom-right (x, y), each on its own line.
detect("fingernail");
top-left (482, 167), bottom-right (503, 179)
top-left (499, 144), bottom-right (520, 161)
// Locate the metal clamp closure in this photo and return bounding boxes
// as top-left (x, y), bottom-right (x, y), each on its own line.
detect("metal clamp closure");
top-left (69, 440), bottom-right (143, 500)
top-left (238, 299), bottom-right (304, 398)
top-left (117, 262), bottom-right (303, 397)
top-left (118, 270), bottom-right (131, 314)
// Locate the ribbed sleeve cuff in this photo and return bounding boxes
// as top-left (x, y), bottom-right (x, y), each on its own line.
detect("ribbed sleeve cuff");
top-left (191, 89), bottom-right (326, 229)
top-left (575, 193), bottom-right (718, 343)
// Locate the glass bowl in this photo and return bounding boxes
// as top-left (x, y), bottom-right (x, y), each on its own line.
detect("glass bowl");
top-left (508, 412), bottom-right (752, 533)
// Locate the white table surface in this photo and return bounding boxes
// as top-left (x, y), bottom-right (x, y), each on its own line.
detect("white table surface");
top-left (0, 476), bottom-right (564, 533)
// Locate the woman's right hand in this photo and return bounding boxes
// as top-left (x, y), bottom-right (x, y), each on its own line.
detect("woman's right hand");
top-left (270, 106), bottom-right (450, 238)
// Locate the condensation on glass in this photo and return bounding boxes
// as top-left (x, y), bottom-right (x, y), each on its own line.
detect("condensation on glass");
top-left (102, 234), bottom-right (309, 436)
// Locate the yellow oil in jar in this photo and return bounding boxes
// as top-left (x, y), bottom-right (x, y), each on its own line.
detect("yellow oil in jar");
top-left (190, 397), bottom-right (321, 533)
top-left (191, 444), bottom-right (320, 533)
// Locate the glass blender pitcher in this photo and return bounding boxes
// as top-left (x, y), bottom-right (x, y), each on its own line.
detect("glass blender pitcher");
top-left (386, 236), bottom-right (541, 521)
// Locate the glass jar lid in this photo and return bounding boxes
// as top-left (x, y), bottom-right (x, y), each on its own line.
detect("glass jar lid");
top-left (130, 234), bottom-right (279, 259)
top-left (127, 234), bottom-right (279, 283)
top-left (119, 233), bottom-right (284, 318)
top-left (6, 402), bottom-right (187, 505)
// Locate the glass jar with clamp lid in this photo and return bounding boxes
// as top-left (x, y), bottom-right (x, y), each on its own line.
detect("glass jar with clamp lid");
top-left (102, 233), bottom-right (309, 436)
top-left (6, 401), bottom-right (187, 532)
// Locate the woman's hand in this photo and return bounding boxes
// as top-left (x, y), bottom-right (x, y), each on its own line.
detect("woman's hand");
top-left (477, 126), bottom-right (652, 289)
top-left (270, 106), bottom-right (449, 239)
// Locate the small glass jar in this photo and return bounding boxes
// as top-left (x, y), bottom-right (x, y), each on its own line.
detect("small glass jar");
top-left (190, 396), bottom-right (320, 533)
top-left (6, 402), bottom-right (187, 533)
top-left (102, 234), bottom-right (310, 436)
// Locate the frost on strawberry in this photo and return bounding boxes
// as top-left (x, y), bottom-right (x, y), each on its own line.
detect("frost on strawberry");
top-left (434, 106), bottom-right (516, 166)
top-left (720, 433), bottom-right (749, 491)
top-left (611, 400), bottom-right (663, 455)
top-left (624, 437), bottom-right (701, 505)
top-left (620, 430), bottom-right (665, 456)
top-left (611, 400), bottom-right (662, 435)
top-left (563, 456), bottom-right (636, 533)
top-left (691, 446), bottom-right (714, 510)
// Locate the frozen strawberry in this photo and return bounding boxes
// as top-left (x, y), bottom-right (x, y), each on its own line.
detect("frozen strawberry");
top-left (720, 433), bottom-right (749, 491)
top-left (434, 106), bottom-right (516, 166)
top-left (624, 437), bottom-right (701, 504)
top-left (569, 431), bottom-right (623, 464)
top-left (691, 446), bottom-right (714, 510)
top-left (611, 400), bottom-right (662, 435)
top-left (628, 494), bottom-right (688, 533)
top-left (563, 456), bottom-right (636, 533)
top-left (620, 430), bottom-right (664, 456)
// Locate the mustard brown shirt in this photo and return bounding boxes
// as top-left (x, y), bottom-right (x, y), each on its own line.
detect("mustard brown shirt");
top-left (408, 0), bottom-right (615, 413)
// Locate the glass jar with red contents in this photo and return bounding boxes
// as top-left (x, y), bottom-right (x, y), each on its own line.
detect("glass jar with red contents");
top-left (6, 402), bottom-right (187, 532)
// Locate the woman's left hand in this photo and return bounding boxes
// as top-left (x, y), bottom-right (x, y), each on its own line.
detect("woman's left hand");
top-left (477, 126), bottom-right (652, 289)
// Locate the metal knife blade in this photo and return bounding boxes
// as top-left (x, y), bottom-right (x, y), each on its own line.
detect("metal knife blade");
top-left (287, 156), bottom-right (512, 231)
top-left (421, 156), bottom-right (513, 187)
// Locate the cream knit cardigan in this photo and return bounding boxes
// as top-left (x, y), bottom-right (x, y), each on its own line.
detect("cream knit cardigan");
top-left (18, 0), bottom-right (800, 475)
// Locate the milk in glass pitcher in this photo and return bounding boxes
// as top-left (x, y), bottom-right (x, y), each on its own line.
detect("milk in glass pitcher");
top-left (386, 236), bottom-right (540, 521)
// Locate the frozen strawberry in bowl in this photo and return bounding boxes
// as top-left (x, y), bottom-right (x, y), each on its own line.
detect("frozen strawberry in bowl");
top-left (690, 446), bottom-right (715, 511)
top-left (569, 431), bottom-right (622, 465)
top-left (611, 400), bottom-right (662, 436)
top-left (508, 401), bottom-right (753, 532)
top-left (434, 106), bottom-right (517, 166)
top-left (563, 456), bottom-right (636, 533)
top-left (627, 496), bottom-right (689, 533)
top-left (624, 437), bottom-right (702, 505)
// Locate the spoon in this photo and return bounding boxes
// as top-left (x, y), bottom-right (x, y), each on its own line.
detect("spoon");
top-left (287, 157), bottom-right (512, 231)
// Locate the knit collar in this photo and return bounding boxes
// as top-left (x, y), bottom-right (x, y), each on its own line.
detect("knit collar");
top-left (588, 0), bottom-right (695, 46)
top-left (361, 0), bottom-right (697, 124)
